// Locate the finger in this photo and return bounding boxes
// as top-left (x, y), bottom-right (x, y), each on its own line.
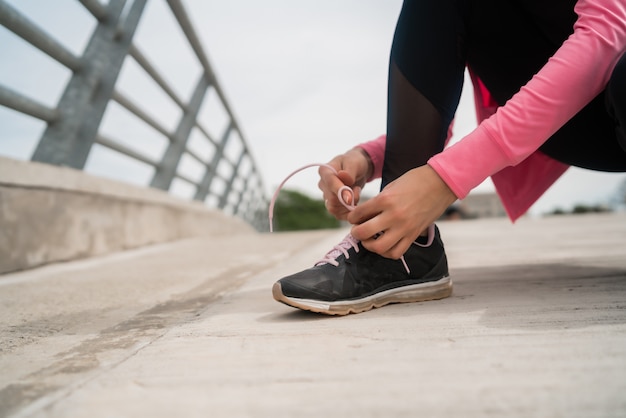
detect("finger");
top-left (359, 232), bottom-right (395, 256)
top-left (337, 150), bottom-right (366, 186)
top-left (318, 163), bottom-right (338, 182)
top-left (336, 170), bottom-right (356, 188)
top-left (326, 198), bottom-right (351, 213)
top-left (350, 213), bottom-right (385, 241)
top-left (340, 185), bottom-right (361, 207)
top-left (324, 195), bottom-right (351, 220)
top-left (358, 225), bottom-right (410, 259)
top-left (319, 166), bottom-right (349, 194)
top-left (347, 195), bottom-right (379, 225)
top-left (380, 236), bottom-right (414, 260)
top-left (318, 175), bottom-right (345, 202)
top-left (329, 209), bottom-right (351, 221)
top-left (322, 186), bottom-right (347, 209)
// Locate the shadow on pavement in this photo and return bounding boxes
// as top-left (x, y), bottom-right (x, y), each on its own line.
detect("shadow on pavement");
top-left (256, 263), bottom-right (626, 330)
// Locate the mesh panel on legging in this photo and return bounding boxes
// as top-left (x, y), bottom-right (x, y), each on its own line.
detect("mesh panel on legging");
top-left (382, 62), bottom-right (448, 188)
top-left (381, 0), bottom-right (467, 189)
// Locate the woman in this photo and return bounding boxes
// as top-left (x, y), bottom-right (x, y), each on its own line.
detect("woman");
top-left (272, 0), bottom-right (626, 315)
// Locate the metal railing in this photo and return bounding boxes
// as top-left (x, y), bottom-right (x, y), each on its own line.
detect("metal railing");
top-left (0, 0), bottom-right (268, 229)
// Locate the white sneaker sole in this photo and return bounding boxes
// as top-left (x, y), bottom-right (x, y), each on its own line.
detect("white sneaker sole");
top-left (272, 276), bottom-right (452, 316)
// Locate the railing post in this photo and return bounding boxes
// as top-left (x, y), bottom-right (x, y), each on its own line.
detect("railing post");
top-left (218, 151), bottom-right (246, 210)
top-left (150, 74), bottom-right (210, 190)
top-left (31, 0), bottom-right (147, 169)
top-left (194, 122), bottom-right (233, 201)
top-left (233, 175), bottom-right (252, 217)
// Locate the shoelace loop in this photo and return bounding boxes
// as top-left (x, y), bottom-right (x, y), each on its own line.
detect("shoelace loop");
top-left (268, 163), bottom-right (354, 233)
top-left (268, 163), bottom-right (436, 274)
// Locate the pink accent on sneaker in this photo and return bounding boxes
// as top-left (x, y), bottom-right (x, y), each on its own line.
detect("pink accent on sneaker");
top-left (414, 224), bottom-right (436, 248)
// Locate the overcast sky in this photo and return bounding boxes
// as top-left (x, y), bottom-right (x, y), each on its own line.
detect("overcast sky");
top-left (1, 0), bottom-right (625, 215)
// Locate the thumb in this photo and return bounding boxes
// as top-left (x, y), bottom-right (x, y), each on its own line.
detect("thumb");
top-left (344, 185), bottom-right (361, 206)
top-left (336, 170), bottom-right (356, 188)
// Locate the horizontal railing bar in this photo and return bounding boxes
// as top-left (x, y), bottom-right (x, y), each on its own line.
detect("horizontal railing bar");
top-left (128, 44), bottom-right (186, 109)
top-left (0, 1), bottom-right (83, 71)
top-left (165, 0), bottom-right (215, 80)
top-left (77, 0), bottom-right (109, 21)
top-left (96, 133), bottom-right (160, 167)
top-left (165, 0), bottom-right (246, 148)
top-left (182, 147), bottom-right (206, 166)
top-left (0, 84), bottom-right (59, 122)
top-left (218, 154), bottom-right (236, 169)
top-left (111, 90), bottom-right (172, 140)
top-left (193, 122), bottom-right (218, 147)
top-left (174, 172), bottom-right (200, 187)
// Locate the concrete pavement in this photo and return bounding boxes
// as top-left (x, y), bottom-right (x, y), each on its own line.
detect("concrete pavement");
top-left (1, 212), bottom-right (626, 417)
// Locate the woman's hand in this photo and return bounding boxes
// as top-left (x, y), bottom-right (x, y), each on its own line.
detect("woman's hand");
top-left (347, 165), bottom-right (457, 259)
top-left (318, 147), bottom-right (373, 220)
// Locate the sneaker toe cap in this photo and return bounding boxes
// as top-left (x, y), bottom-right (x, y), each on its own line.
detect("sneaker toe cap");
top-left (276, 267), bottom-right (339, 301)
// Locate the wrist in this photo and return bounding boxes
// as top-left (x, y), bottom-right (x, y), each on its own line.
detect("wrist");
top-left (352, 147), bottom-right (374, 182)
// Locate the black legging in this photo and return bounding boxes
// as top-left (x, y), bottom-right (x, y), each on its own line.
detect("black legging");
top-left (382, 0), bottom-right (626, 189)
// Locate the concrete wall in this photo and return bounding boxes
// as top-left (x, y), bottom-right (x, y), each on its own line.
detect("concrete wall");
top-left (0, 156), bottom-right (256, 274)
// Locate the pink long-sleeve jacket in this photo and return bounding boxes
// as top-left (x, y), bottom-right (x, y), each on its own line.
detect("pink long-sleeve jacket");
top-left (359, 0), bottom-right (626, 221)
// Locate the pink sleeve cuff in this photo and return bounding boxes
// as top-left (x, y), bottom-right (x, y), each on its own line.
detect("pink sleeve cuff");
top-left (356, 134), bottom-right (386, 182)
top-left (427, 126), bottom-right (511, 199)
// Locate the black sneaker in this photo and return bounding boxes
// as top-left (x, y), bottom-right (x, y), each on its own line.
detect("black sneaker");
top-left (272, 224), bottom-right (452, 315)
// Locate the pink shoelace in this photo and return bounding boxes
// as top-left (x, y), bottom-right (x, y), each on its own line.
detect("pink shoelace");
top-left (268, 163), bottom-right (435, 274)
